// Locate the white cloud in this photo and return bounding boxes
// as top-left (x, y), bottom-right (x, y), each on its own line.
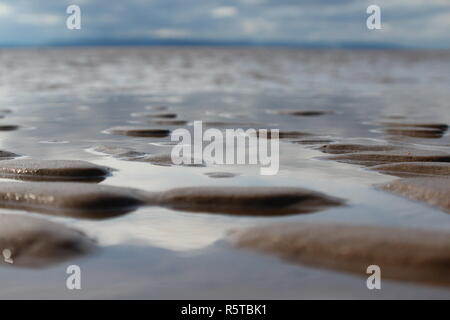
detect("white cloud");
top-left (236, 0), bottom-right (266, 5)
top-left (211, 6), bottom-right (238, 18)
top-left (431, 11), bottom-right (450, 28)
top-left (151, 28), bottom-right (190, 38)
top-left (17, 13), bottom-right (61, 25)
top-left (0, 3), bottom-right (13, 16)
top-left (241, 18), bottom-right (276, 35)
top-left (376, 0), bottom-right (450, 9)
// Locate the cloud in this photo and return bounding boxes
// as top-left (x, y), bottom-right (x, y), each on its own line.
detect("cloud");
top-left (241, 18), bottom-right (276, 38)
top-left (236, 0), bottom-right (265, 5)
top-left (16, 13), bottom-right (61, 25)
top-left (0, 3), bottom-right (13, 16)
top-left (241, 17), bottom-right (276, 35)
top-left (431, 11), bottom-right (450, 28)
top-left (211, 6), bottom-right (238, 18)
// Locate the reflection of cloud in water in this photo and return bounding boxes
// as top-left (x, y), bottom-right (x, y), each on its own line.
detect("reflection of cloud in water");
top-left (71, 207), bottom-right (257, 252)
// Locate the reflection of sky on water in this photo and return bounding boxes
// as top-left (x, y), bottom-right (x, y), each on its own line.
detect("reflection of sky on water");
top-left (2, 243), bottom-right (450, 299)
top-left (0, 48), bottom-right (450, 298)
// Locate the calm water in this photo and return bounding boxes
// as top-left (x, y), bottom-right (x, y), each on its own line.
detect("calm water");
top-left (0, 47), bottom-right (449, 299)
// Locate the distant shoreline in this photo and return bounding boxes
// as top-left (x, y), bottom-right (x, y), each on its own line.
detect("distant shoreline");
top-left (0, 39), bottom-right (415, 50)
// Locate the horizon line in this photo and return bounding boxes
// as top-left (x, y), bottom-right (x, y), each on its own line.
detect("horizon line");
top-left (1, 38), bottom-right (448, 50)
top-left (0, 38), bottom-right (445, 50)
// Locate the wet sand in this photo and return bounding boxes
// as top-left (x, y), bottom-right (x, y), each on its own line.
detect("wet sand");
top-left (0, 214), bottom-right (95, 268)
top-left (0, 47), bottom-right (449, 299)
top-left (229, 223), bottom-right (450, 286)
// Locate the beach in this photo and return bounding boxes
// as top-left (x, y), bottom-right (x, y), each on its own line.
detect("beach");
top-left (0, 47), bottom-right (449, 299)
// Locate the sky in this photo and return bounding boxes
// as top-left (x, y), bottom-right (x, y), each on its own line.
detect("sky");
top-left (0, 0), bottom-right (449, 48)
